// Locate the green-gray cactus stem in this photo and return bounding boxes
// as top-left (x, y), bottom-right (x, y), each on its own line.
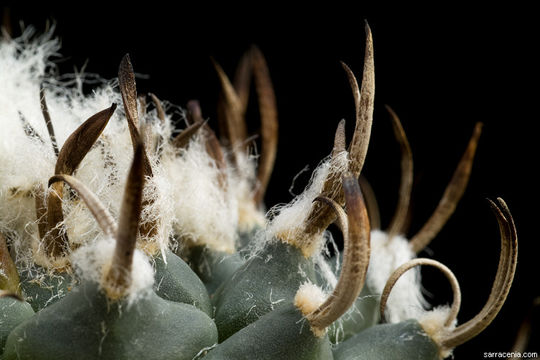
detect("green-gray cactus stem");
top-left (19, 270), bottom-right (73, 312)
top-left (153, 248), bottom-right (212, 315)
top-left (333, 320), bottom-right (440, 360)
top-left (3, 281), bottom-right (217, 360)
top-left (327, 285), bottom-right (380, 344)
top-left (186, 245), bottom-right (244, 296)
top-left (0, 293), bottom-right (34, 356)
top-left (212, 240), bottom-right (316, 341)
top-left (236, 225), bottom-right (261, 251)
top-left (203, 303), bottom-right (333, 360)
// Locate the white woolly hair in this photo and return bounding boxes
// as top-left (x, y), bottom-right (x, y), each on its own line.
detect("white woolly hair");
top-left (294, 281), bottom-right (327, 316)
top-left (367, 229), bottom-right (429, 323)
top-left (161, 133), bottom-right (238, 253)
top-left (265, 151), bottom-right (349, 253)
top-left (0, 29), bottom-right (175, 271)
top-left (71, 238), bottom-right (154, 305)
top-left (229, 150), bottom-right (266, 232)
top-left (418, 305), bottom-right (457, 359)
top-left (0, 29), bottom-right (60, 263)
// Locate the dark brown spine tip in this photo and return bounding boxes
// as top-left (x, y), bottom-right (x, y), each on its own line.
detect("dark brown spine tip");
top-left (212, 56), bottom-right (247, 166)
top-left (332, 120), bottom-right (346, 157)
top-left (55, 103), bottom-right (117, 175)
top-left (233, 48), bottom-right (254, 113)
top-left (252, 46), bottom-right (278, 205)
top-left (172, 120), bottom-right (205, 149)
top-left (40, 84), bottom-right (59, 157)
top-left (364, 20), bottom-right (372, 34)
top-left (118, 56), bottom-right (153, 177)
top-left (1, 7), bottom-right (13, 38)
top-left (149, 93), bottom-right (166, 123)
top-left (186, 100), bottom-right (204, 125)
top-left (347, 22), bottom-right (375, 179)
top-left (120, 54), bottom-right (132, 68)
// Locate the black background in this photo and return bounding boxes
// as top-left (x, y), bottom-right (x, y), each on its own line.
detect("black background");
top-left (3, 4), bottom-right (538, 357)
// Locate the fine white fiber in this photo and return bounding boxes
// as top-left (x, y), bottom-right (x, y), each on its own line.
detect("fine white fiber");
top-left (161, 133), bottom-right (238, 254)
top-left (314, 252), bottom-right (338, 291)
top-left (231, 151), bottom-right (266, 233)
top-left (0, 30), bottom-right (59, 261)
top-left (367, 229), bottom-right (429, 323)
top-left (266, 151), bottom-right (349, 254)
top-left (0, 28), bottom-right (176, 273)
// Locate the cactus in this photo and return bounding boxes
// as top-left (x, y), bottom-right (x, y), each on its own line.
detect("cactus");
top-left (0, 19), bottom-right (519, 359)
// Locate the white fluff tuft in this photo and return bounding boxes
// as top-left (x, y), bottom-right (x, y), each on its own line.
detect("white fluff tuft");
top-left (72, 238), bottom-right (154, 304)
top-left (294, 281), bottom-right (327, 316)
top-left (266, 151), bottom-right (349, 250)
top-left (231, 151), bottom-right (266, 232)
top-left (367, 229), bottom-right (429, 323)
top-left (161, 134), bottom-right (238, 253)
top-left (419, 305), bottom-right (457, 359)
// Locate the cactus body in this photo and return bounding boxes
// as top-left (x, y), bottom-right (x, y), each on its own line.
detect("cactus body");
top-left (236, 226), bottom-right (260, 250)
top-left (153, 248), bottom-right (212, 315)
top-left (328, 285), bottom-right (380, 343)
top-left (0, 297), bottom-right (34, 355)
top-left (205, 303), bottom-right (333, 360)
top-left (333, 319), bottom-right (440, 360)
top-left (3, 281), bottom-right (218, 360)
top-left (19, 270), bottom-right (73, 311)
top-left (188, 245), bottom-right (244, 296)
top-left (212, 240), bottom-right (316, 341)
